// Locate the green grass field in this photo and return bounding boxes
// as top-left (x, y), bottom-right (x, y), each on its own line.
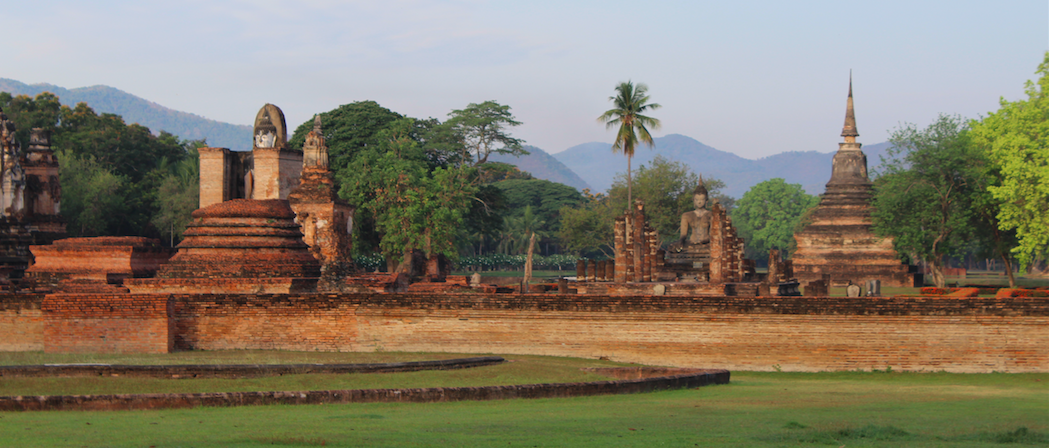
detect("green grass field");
top-left (0, 352), bottom-right (1045, 447)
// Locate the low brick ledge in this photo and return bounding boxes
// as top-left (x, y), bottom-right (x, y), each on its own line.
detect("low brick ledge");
top-left (0, 368), bottom-right (730, 412)
top-left (0, 356), bottom-right (505, 379)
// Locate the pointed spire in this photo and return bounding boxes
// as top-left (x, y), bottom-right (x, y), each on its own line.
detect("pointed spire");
top-left (312, 114), bottom-right (322, 133)
top-left (841, 73), bottom-right (859, 139)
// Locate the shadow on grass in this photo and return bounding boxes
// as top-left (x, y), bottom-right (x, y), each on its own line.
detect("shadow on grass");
top-left (763, 424), bottom-right (1048, 445)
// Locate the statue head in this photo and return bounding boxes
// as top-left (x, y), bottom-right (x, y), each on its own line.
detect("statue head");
top-left (692, 178), bottom-right (709, 209)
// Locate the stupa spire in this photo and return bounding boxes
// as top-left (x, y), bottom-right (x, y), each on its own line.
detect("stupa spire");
top-left (841, 73), bottom-right (859, 141)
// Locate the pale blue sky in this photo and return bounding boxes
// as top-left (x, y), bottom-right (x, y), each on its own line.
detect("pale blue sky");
top-left (4, 1), bottom-right (1046, 158)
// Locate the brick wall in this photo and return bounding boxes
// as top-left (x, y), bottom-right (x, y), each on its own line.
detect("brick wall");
top-left (165, 293), bottom-right (1048, 373)
top-left (171, 294), bottom-right (358, 351)
top-left (0, 295), bottom-right (44, 351)
top-left (42, 294), bottom-right (173, 353)
top-left (343, 294), bottom-right (1047, 373)
top-left (3, 292), bottom-right (1046, 373)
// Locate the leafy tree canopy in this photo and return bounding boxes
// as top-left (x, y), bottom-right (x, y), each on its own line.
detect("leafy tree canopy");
top-left (446, 100), bottom-right (526, 166)
top-left (289, 101), bottom-right (404, 175)
top-left (872, 114), bottom-right (986, 287)
top-left (969, 52), bottom-right (1049, 270)
top-left (493, 178), bottom-right (583, 233)
top-left (731, 178), bottom-right (819, 262)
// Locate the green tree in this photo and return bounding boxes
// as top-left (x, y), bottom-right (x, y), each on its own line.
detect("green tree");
top-left (57, 150), bottom-right (130, 236)
top-left (0, 92), bottom-right (62, 148)
top-left (732, 178), bottom-right (819, 262)
top-left (150, 143), bottom-right (202, 246)
top-left (493, 178), bottom-right (583, 234)
top-left (558, 190), bottom-right (618, 257)
top-left (969, 53), bottom-right (1049, 271)
top-left (597, 81), bottom-right (661, 207)
top-left (445, 101), bottom-right (526, 165)
top-left (872, 115), bottom-right (985, 287)
top-left (289, 101), bottom-right (405, 174)
top-left (347, 118), bottom-right (477, 270)
top-left (497, 205), bottom-right (549, 255)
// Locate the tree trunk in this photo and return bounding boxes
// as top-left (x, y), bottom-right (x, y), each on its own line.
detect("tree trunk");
top-left (1000, 252), bottom-right (1016, 289)
top-left (626, 153), bottom-right (633, 210)
top-left (523, 232), bottom-right (536, 288)
top-left (930, 256), bottom-right (946, 288)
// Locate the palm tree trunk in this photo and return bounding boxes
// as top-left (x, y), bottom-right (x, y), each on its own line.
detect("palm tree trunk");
top-left (627, 153), bottom-right (633, 210)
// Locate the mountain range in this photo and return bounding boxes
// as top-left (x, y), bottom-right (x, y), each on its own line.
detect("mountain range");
top-left (0, 78), bottom-right (252, 151)
top-left (500, 135), bottom-right (890, 198)
top-left (1, 78), bottom-right (892, 198)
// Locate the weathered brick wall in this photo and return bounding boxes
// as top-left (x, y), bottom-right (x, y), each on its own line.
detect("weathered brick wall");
top-left (166, 293), bottom-right (1047, 373)
top-left (6, 292), bottom-right (1046, 373)
top-left (0, 295), bottom-right (44, 351)
top-left (171, 294), bottom-right (358, 351)
top-left (344, 294), bottom-right (1048, 373)
top-left (42, 294), bottom-right (173, 353)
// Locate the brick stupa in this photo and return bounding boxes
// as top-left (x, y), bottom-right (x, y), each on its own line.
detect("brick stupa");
top-left (792, 78), bottom-right (916, 288)
top-left (127, 199), bottom-right (320, 294)
top-left (287, 115), bottom-right (354, 287)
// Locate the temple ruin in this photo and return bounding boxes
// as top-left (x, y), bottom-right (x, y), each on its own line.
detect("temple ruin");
top-left (0, 109), bottom-right (65, 281)
top-left (792, 79), bottom-right (918, 288)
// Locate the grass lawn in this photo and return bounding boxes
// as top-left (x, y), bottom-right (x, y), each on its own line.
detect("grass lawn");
top-left (0, 352), bottom-right (1045, 447)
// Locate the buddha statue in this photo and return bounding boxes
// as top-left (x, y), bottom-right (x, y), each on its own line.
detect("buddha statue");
top-left (669, 180), bottom-right (713, 253)
top-left (663, 179), bottom-right (715, 281)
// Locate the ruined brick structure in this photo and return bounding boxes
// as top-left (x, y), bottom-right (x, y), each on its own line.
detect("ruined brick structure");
top-left (126, 199), bottom-right (320, 294)
top-left (26, 237), bottom-right (171, 293)
top-left (1, 292), bottom-right (1044, 372)
top-left (198, 104), bottom-right (303, 208)
top-left (708, 202), bottom-right (748, 283)
top-left (196, 105), bottom-right (352, 282)
top-left (287, 115), bottom-right (354, 286)
top-left (0, 111), bottom-right (66, 281)
top-left (613, 201), bottom-right (660, 283)
top-left (792, 79), bottom-right (917, 287)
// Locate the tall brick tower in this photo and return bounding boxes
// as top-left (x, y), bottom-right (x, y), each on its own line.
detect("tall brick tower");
top-left (792, 77), bottom-right (916, 288)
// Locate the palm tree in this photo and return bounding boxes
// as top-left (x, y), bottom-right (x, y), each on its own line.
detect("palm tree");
top-left (597, 81), bottom-right (661, 208)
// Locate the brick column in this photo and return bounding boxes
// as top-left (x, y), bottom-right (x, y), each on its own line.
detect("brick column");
top-left (614, 217), bottom-right (626, 283)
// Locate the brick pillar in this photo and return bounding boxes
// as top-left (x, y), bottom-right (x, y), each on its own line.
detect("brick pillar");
top-left (614, 217), bottom-right (626, 283)
top-left (587, 260), bottom-right (596, 282)
top-left (576, 259), bottom-right (586, 281)
top-left (709, 204), bottom-right (725, 284)
top-left (605, 260), bottom-right (615, 282)
top-left (768, 249), bottom-right (780, 284)
top-left (624, 216), bottom-right (636, 282)
top-left (643, 229), bottom-right (657, 282)
top-left (198, 147), bottom-right (232, 208)
top-left (595, 260), bottom-right (606, 281)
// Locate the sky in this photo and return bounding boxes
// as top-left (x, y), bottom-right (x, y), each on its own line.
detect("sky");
top-left (3, 1), bottom-right (1046, 159)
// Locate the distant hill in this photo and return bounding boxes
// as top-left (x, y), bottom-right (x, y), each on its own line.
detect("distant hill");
top-left (489, 145), bottom-right (591, 191)
top-left (0, 78), bottom-right (251, 151)
top-left (553, 134), bottom-right (893, 198)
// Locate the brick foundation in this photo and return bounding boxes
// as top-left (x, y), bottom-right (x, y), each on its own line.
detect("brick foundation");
top-left (42, 294), bottom-right (173, 354)
top-left (0, 295), bottom-right (44, 351)
top-left (0, 293), bottom-right (1045, 372)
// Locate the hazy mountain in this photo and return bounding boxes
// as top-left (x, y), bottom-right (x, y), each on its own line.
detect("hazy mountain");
top-left (489, 146), bottom-right (591, 191)
top-left (0, 78), bottom-right (251, 151)
top-left (553, 134), bottom-right (893, 198)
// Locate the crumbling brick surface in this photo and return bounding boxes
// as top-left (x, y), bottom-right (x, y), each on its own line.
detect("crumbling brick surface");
top-left (3, 292), bottom-right (1046, 373)
top-left (42, 294), bottom-right (173, 354)
top-left (0, 294), bottom-right (44, 351)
